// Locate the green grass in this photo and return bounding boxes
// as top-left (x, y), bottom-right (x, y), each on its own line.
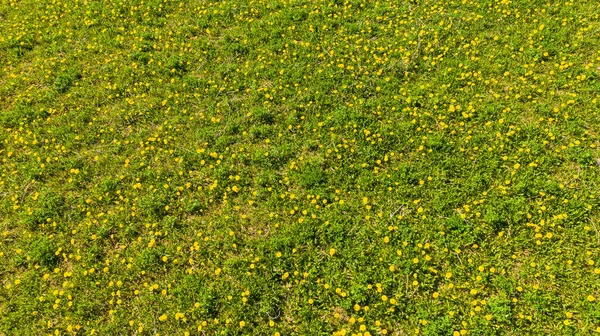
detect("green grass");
top-left (1, 0), bottom-right (600, 335)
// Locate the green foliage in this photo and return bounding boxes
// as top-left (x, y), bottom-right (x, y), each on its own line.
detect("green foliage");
top-left (1, 0), bottom-right (600, 335)
top-left (29, 237), bottom-right (59, 268)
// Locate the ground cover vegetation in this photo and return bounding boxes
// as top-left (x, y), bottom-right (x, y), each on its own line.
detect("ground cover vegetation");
top-left (1, 0), bottom-right (600, 334)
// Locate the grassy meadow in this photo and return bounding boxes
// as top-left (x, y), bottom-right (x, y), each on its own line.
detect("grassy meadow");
top-left (1, 0), bottom-right (600, 334)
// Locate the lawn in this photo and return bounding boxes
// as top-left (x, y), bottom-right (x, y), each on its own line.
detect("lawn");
top-left (1, 0), bottom-right (600, 335)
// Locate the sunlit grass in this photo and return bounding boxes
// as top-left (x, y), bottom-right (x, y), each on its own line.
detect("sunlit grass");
top-left (1, 0), bottom-right (600, 335)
